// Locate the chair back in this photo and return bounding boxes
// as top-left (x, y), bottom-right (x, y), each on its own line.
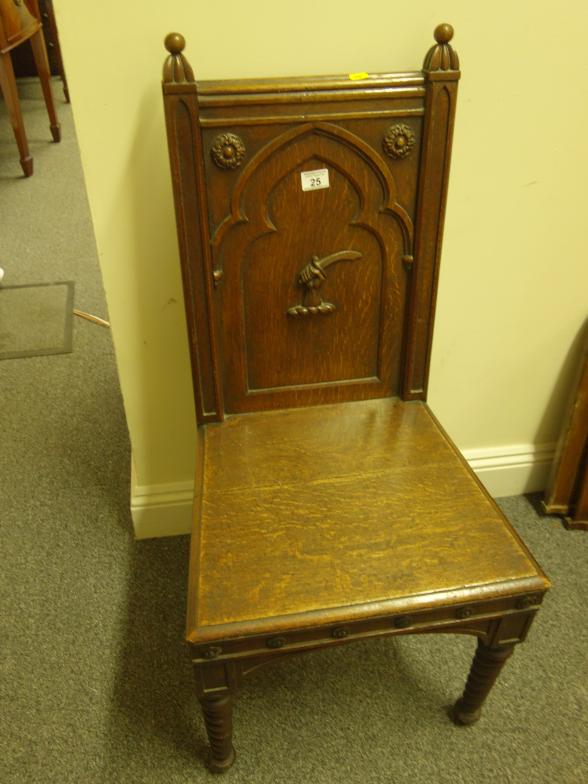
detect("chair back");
top-left (162, 26), bottom-right (460, 422)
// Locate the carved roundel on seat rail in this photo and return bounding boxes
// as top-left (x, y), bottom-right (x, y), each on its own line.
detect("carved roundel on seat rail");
top-left (382, 124), bottom-right (416, 160)
top-left (211, 132), bottom-right (246, 170)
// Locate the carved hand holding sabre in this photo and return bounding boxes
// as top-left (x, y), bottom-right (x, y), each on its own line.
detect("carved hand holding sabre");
top-left (287, 250), bottom-right (362, 317)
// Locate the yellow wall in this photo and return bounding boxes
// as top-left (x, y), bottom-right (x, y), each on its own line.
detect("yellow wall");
top-left (55, 2), bottom-right (588, 496)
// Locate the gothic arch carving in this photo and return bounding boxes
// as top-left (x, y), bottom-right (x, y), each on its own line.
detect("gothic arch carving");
top-left (211, 122), bottom-right (414, 271)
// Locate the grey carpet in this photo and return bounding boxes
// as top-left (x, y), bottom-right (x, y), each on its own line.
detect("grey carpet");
top-left (1, 86), bottom-right (588, 784)
top-left (0, 281), bottom-right (73, 359)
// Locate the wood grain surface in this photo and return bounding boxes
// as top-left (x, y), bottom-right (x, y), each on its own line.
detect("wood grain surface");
top-left (543, 323), bottom-right (588, 517)
top-left (188, 399), bottom-right (547, 638)
top-left (568, 456), bottom-right (588, 529)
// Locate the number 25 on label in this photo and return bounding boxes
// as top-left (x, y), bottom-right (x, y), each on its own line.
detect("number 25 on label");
top-left (300, 168), bottom-right (330, 192)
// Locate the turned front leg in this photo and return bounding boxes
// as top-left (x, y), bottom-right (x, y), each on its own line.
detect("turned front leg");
top-left (452, 640), bottom-right (515, 725)
top-left (193, 659), bottom-right (240, 773)
top-left (199, 692), bottom-right (236, 772)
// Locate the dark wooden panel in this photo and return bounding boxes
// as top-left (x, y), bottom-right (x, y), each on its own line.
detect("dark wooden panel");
top-left (162, 92), bottom-right (224, 422)
top-left (198, 93), bottom-right (425, 126)
top-left (191, 606), bottom-right (541, 658)
top-left (403, 66), bottom-right (460, 398)
top-left (569, 456), bottom-right (588, 529)
top-left (543, 324), bottom-right (588, 515)
top-left (197, 71), bottom-right (425, 95)
top-left (209, 123), bottom-right (413, 411)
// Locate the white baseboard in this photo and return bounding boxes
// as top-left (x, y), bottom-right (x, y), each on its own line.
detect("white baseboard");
top-left (131, 443), bottom-right (556, 539)
top-left (461, 442), bottom-right (556, 499)
top-left (131, 480), bottom-right (195, 539)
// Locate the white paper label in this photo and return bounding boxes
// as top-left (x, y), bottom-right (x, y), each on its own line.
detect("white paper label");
top-left (300, 168), bottom-right (329, 192)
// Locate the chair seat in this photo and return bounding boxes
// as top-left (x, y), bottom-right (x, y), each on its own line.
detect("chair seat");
top-left (187, 398), bottom-right (547, 643)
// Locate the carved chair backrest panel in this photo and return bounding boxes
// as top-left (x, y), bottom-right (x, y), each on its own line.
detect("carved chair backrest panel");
top-left (206, 113), bottom-right (417, 413)
top-left (162, 27), bottom-right (460, 422)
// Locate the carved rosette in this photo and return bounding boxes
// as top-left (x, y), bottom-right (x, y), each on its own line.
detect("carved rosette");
top-left (211, 133), bottom-right (246, 170)
top-left (383, 124), bottom-right (415, 160)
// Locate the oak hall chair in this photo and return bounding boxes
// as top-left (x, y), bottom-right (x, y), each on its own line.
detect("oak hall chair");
top-left (161, 25), bottom-right (550, 773)
top-left (0, 0), bottom-right (60, 176)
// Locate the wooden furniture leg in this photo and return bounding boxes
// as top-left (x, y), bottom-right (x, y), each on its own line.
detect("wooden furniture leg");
top-left (41, 0), bottom-right (70, 102)
top-left (194, 661), bottom-right (238, 773)
top-left (0, 51), bottom-right (33, 176)
top-left (199, 693), bottom-right (236, 773)
top-left (452, 640), bottom-right (515, 726)
top-left (566, 453), bottom-right (588, 530)
top-left (543, 324), bottom-right (588, 520)
top-left (29, 27), bottom-right (60, 142)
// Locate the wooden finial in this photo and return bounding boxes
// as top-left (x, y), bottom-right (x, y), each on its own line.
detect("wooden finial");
top-left (423, 23), bottom-right (460, 72)
top-left (163, 32), bottom-right (195, 84)
top-left (434, 23), bottom-right (454, 44)
top-left (165, 32), bottom-right (186, 55)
